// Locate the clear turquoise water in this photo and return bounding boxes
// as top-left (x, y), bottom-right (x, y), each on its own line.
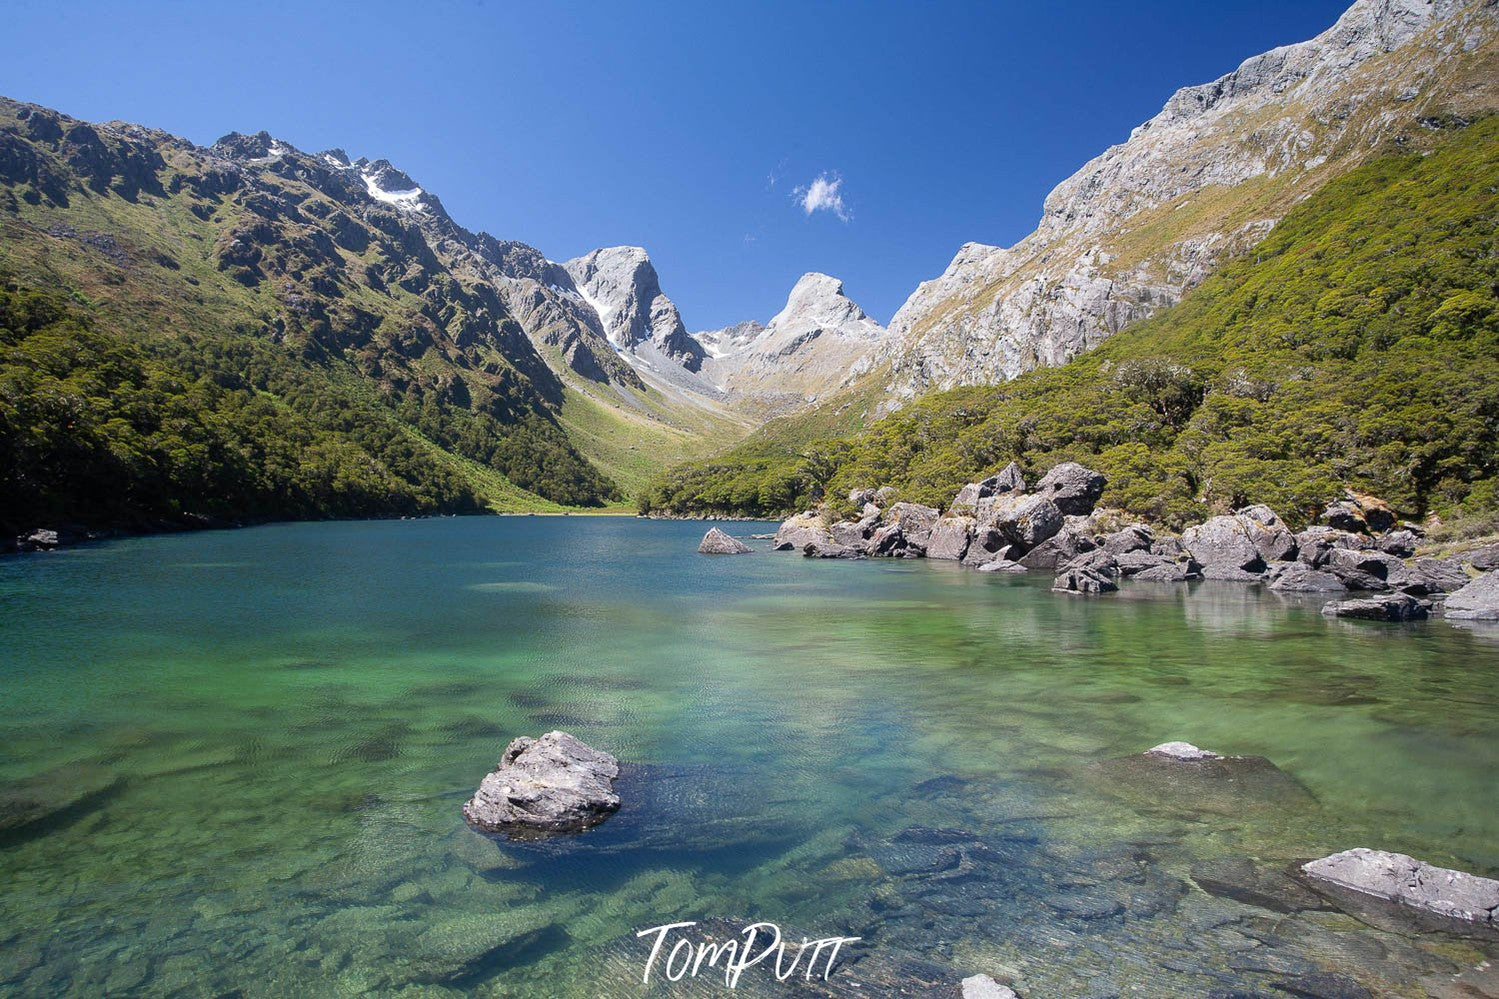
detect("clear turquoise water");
top-left (1, 517), bottom-right (1496, 996)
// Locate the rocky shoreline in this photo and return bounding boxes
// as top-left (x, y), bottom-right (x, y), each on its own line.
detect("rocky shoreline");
top-left (750, 462), bottom-right (1499, 623)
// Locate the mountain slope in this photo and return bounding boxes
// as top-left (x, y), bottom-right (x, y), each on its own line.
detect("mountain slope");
top-left (0, 97), bottom-right (617, 533)
top-left (696, 272), bottom-right (891, 415)
top-left (641, 117), bottom-right (1499, 528)
top-left (881, 0), bottom-right (1499, 402)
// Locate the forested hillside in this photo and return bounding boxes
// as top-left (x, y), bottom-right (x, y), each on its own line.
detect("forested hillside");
top-left (0, 97), bottom-right (618, 539)
top-left (642, 118), bottom-right (1499, 530)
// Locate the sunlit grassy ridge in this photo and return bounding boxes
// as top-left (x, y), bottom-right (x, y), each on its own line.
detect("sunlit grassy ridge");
top-left (642, 118), bottom-right (1499, 529)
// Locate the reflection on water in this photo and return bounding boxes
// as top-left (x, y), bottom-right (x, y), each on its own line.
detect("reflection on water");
top-left (0, 517), bottom-right (1496, 996)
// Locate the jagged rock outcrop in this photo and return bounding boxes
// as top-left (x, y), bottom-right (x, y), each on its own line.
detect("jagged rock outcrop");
top-left (881, 0), bottom-right (1499, 403)
top-left (697, 272), bottom-right (890, 413)
top-left (563, 246), bottom-right (704, 369)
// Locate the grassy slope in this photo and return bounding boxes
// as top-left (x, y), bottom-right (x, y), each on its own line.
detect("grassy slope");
top-left (642, 118), bottom-right (1499, 529)
top-left (0, 102), bottom-right (622, 518)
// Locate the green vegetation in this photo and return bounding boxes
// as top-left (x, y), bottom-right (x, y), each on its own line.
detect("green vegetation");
top-left (0, 280), bottom-right (483, 533)
top-left (643, 118), bottom-right (1499, 529)
top-left (0, 98), bottom-right (622, 536)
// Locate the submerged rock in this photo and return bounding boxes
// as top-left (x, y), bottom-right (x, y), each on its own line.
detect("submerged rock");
top-left (962, 973), bottom-right (1019, 998)
top-left (698, 527), bottom-right (752, 555)
top-left (1094, 742), bottom-right (1316, 816)
top-left (1443, 571), bottom-right (1499, 620)
top-left (1301, 848), bottom-right (1499, 939)
top-left (462, 731), bottom-right (620, 837)
top-left (1320, 594), bottom-right (1430, 622)
top-left (1191, 856), bottom-right (1329, 914)
top-left (406, 908), bottom-right (559, 985)
top-left (0, 763), bottom-right (123, 846)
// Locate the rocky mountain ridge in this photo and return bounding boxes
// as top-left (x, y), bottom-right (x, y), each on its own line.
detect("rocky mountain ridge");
top-left (881, 0), bottom-right (1499, 403)
top-left (694, 272), bottom-right (890, 414)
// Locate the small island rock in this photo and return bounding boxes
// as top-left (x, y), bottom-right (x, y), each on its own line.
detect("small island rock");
top-left (698, 527), bottom-right (752, 555)
top-left (463, 731), bottom-right (620, 837)
top-left (1301, 848), bottom-right (1499, 939)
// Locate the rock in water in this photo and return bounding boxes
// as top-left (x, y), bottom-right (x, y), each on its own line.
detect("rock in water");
top-left (1444, 571), bottom-right (1499, 620)
top-left (463, 731), bottom-right (620, 837)
top-left (1320, 594), bottom-right (1430, 622)
top-left (1053, 565), bottom-right (1117, 594)
top-left (773, 510), bottom-right (833, 551)
top-left (697, 527), bottom-right (751, 555)
top-left (1301, 848), bottom-right (1499, 939)
top-left (962, 974), bottom-right (1018, 999)
top-left (1094, 742), bottom-right (1316, 817)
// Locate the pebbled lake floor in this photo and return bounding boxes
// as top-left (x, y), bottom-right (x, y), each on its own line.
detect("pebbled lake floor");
top-left (1, 516), bottom-right (1496, 996)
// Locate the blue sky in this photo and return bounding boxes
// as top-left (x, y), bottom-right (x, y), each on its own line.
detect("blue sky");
top-left (4, 0), bottom-right (1352, 329)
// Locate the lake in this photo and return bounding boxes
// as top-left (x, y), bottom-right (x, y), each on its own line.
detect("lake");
top-left (1, 517), bottom-right (1496, 996)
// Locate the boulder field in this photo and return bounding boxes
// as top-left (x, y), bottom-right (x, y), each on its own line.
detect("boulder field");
top-left (764, 465), bottom-right (1493, 620)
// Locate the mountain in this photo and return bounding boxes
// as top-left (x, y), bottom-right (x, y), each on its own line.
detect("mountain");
top-left (695, 273), bottom-right (889, 414)
top-left (881, 0), bottom-right (1499, 402)
top-left (641, 116), bottom-right (1499, 527)
top-left (562, 246), bottom-right (704, 370)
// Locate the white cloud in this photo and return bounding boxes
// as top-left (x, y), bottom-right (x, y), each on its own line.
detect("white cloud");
top-left (793, 172), bottom-right (850, 222)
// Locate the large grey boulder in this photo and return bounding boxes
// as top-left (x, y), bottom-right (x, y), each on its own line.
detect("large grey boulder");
top-left (1391, 557), bottom-right (1469, 597)
top-left (1114, 549), bottom-right (1181, 577)
top-left (1321, 594), bottom-right (1430, 622)
top-left (1301, 848), bottom-right (1499, 939)
top-left (1324, 548), bottom-right (1405, 591)
top-left (1268, 563), bottom-right (1347, 592)
top-left (1133, 562), bottom-right (1199, 583)
top-left (1034, 462), bottom-right (1106, 516)
top-left (979, 493), bottom-right (1064, 554)
top-left (950, 462), bottom-right (1025, 512)
top-left (926, 516), bottom-right (974, 561)
top-left (1100, 524), bottom-right (1154, 555)
top-left (697, 528), bottom-right (751, 555)
top-left (1181, 515), bottom-right (1266, 580)
top-left (1053, 565), bottom-right (1117, 595)
top-left (866, 502), bottom-right (940, 557)
top-left (1379, 529), bottom-right (1420, 558)
top-left (1321, 492), bottom-right (1397, 534)
top-left (1465, 544), bottom-right (1499, 572)
top-left (463, 731), bottom-right (620, 837)
top-left (1444, 571), bottom-right (1499, 620)
top-left (1015, 529), bottom-right (1088, 571)
top-left (773, 511), bottom-right (832, 551)
top-left (829, 520), bottom-right (870, 548)
top-left (1296, 526), bottom-right (1372, 567)
top-left (1237, 504), bottom-right (1298, 562)
top-left (804, 541), bottom-right (866, 559)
